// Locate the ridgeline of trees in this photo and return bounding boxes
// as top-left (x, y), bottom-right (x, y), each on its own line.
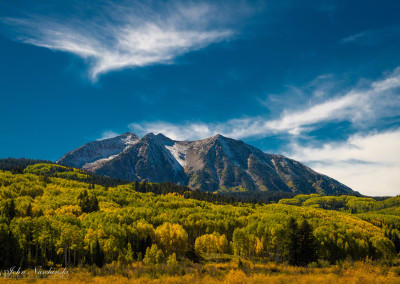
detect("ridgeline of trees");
top-left (24, 163), bottom-right (298, 205)
top-left (0, 158), bottom-right (54, 174)
top-left (279, 194), bottom-right (400, 213)
top-left (1, 158), bottom-right (385, 205)
top-left (1, 166), bottom-right (399, 270)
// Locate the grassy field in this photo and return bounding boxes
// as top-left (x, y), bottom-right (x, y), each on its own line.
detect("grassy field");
top-left (2, 260), bottom-right (400, 283)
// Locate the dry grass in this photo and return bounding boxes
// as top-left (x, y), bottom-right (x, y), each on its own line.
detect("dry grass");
top-left (1, 261), bottom-right (400, 283)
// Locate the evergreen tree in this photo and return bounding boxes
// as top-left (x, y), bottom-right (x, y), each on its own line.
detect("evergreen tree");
top-left (297, 219), bottom-right (318, 266)
top-left (0, 226), bottom-right (21, 267)
top-left (3, 199), bottom-right (16, 221)
top-left (286, 217), bottom-right (300, 265)
top-left (134, 181), bottom-right (139, 191)
top-left (89, 195), bottom-right (99, 212)
top-left (286, 218), bottom-right (318, 266)
top-left (78, 190), bottom-right (99, 213)
top-left (26, 203), bottom-right (32, 217)
top-left (391, 232), bottom-right (400, 253)
top-left (93, 240), bottom-right (104, 268)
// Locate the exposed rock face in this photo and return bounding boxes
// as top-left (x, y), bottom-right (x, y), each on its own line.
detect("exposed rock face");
top-left (57, 132), bottom-right (353, 194)
top-left (57, 132), bottom-right (140, 169)
top-left (91, 133), bottom-right (188, 184)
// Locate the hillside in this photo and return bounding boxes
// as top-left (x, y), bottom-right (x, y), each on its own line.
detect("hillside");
top-left (0, 165), bottom-right (398, 270)
top-left (279, 194), bottom-right (400, 213)
top-left (57, 133), bottom-right (354, 195)
top-left (0, 159), bottom-right (307, 204)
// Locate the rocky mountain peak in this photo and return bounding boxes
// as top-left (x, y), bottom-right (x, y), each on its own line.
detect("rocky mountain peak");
top-left (155, 133), bottom-right (175, 146)
top-left (142, 132), bottom-right (156, 139)
top-left (212, 133), bottom-right (224, 139)
top-left (58, 133), bottom-right (355, 195)
top-left (120, 132), bottom-right (140, 139)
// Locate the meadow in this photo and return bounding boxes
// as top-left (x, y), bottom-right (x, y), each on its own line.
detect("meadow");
top-left (1, 260), bottom-right (400, 283)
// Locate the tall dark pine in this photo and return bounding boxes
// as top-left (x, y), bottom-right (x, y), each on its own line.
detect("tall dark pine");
top-left (93, 240), bottom-right (104, 268)
top-left (391, 232), bottom-right (400, 253)
top-left (0, 227), bottom-right (21, 267)
top-left (78, 190), bottom-right (99, 213)
top-left (297, 219), bottom-right (318, 266)
top-left (26, 203), bottom-right (32, 217)
top-left (286, 218), bottom-right (318, 266)
top-left (3, 199), bottom-right (16, 222)
top-left (286, 217), bottom-right (300, 265)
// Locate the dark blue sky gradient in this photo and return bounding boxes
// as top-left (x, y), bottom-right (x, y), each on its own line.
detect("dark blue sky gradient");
top-left (0, 0), bottom-right (399, 161)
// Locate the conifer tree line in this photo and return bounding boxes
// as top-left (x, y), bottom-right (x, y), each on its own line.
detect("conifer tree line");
top-left (1, 159), bottom-right (304, 205)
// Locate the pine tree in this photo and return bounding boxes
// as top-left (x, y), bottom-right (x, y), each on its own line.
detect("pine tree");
top-left (286, 218), bottom-right (318, 266)
top-left (89, 195), bottom-right (99, 212)
top-left (391, 232), bottom-right (400, 253)
top-left (78, 190), bottom-right (99, 213)
top-left (3, 199), bottom-right (16, 221)
top-left (134, 181), bottom-right (139, 191)
top-left (297, 219), bottom-right (318, 266)
top-left (93, 240), bottom-right (104, 268)
top-left (26, 203), bottom-right (32, 217)
top-left (286, 217), bottom-right (300, 265)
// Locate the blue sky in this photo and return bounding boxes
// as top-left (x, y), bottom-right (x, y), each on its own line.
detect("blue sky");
top-left (1, 0), bottom-right (399, 196)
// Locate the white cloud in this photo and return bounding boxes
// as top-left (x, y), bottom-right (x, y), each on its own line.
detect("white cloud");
top-left (286, 129), bottom-right (400, 196)
top-left (339, 32), bottom-right (367, 44)
top-left (372, 68), bottom-right (400, 91)
top-left (128, 68), bottom-right (400, 196)
top-left (1, 1), bottom-right (235, 80)
top-left (98, 130), bottom-right (120, 140)
top-left (129, 122), bottom-right (214, 141)
top-left (339, 25), bottom-right (400, 46)
top-left (130, 67), bottom-right (400, 140)
top-left (264, 92), bottom-right (361, 133)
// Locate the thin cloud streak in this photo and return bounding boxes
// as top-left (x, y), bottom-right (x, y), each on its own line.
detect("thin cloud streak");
top-left (1, 1), bottom-right (235, 80)
top-left (339, 25), bottom-right (400, 46)
top-left (98, 130), bottom-right (120, 140)
top-left (129, 68), bottom-right (400, 140)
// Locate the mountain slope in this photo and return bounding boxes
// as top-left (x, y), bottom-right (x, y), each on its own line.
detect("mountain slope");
top-left (57, 132), bottom-right (354, 194)
top-left (58, 132), bottom-right (140, 169)
top-left (92, 133), bottom-right (188, 184)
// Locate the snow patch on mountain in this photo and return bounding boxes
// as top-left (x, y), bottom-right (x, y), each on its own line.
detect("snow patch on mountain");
top-left (165, 143), bottom-right (188, 168)
top-left (219, 137), bottom-right (241, 166)
top-left (219, 137), bottom-right (233, 159)
top-left (122, 133), bottom-right (140, 145)
top-left (82, 154), bottom-right (120, 171)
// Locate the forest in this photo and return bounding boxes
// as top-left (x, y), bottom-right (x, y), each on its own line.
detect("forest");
top-left (1, 162), bottom-right (400, 283)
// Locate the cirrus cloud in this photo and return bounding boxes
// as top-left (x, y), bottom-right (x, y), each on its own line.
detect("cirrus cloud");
top-left (1, 1), bottom-right (238, 80)
top-left (129, 67), bottom-right (400, 140)
top-left (128, 68), bottom-right (400, 196)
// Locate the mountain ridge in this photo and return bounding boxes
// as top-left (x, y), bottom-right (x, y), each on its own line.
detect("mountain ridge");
top-left (57, 132), bottom-right (354, 195)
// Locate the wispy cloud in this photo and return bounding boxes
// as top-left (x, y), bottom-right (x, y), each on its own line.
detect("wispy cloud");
top-left (286, 129), bottom-right (400, 196)
top-left (129, 67), bottom-right (400, 140)
top-left (339, 32), bottom-right (367, 44)
top-left (127, 68), bottom-right (400, 196)
top-left (339, 25), bottom-right (400, 45)
top-left (98, 130), bottom-right (120, 140)
top-left (1, 1), bottom-right (237, 80)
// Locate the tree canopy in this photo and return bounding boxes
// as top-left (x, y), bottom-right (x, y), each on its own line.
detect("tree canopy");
top-left (0, 165), bottom-right (399, 269)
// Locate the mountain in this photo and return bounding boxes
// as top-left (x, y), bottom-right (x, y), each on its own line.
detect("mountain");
top-left (57, 132), bottom-right (354, 195)
top-left (58, 132), bottom-right (140, 169)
